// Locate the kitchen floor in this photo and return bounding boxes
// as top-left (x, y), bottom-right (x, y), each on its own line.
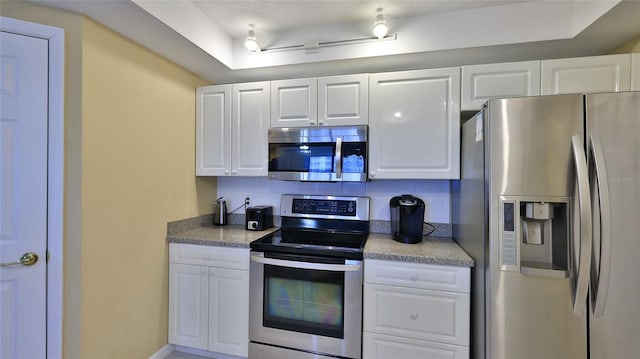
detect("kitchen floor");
top-left (165, 351), bottom-right (210, 359)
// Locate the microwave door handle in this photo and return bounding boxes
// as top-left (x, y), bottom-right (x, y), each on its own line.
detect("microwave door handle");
top-left (250, 253), bottom-right (361, 272)
top-left (335, 137), bottom-right (342, 179)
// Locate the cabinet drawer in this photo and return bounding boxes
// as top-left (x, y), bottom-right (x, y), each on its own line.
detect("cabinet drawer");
top-left (169, 243), bottom-right (249, 270)
top-left (365, 259), bottom-right (470, 293)
top-left (363, 332), bottom-right (469, 359)
top-left (364, 284), bottom-right (470, 346)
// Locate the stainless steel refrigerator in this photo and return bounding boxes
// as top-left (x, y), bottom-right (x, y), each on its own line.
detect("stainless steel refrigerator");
top-left (452, 91), bottom-right (640, 359)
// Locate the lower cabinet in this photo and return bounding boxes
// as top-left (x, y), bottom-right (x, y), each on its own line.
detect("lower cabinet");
top-left (169, 243), bottom-right (249, 357)
top-left (363, 259), bottom-right (471, 359)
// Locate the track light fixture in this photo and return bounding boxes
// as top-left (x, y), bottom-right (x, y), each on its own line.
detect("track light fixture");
top-left (244, 24), bottom-right (261, 52)
top-left (372, 8), bottom-right (389, 39)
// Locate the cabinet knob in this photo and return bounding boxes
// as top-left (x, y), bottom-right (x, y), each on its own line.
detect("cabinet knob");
top-left (224, 170), bottom-right (229, 174)
top-left (369, 172), bottom-right (375, 178)
top-left (310, 121), bottom-right (316, 125)
top-left (410, 313), bottom-right (419, 320)
top-left (410, 274), bottom-right (419, 281)
top-left (318, 121), bottom-right (324, 126)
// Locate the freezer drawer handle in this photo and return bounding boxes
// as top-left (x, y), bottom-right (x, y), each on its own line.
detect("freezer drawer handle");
top-left (571, 135), bottom-right (592, 315)
top-left (590, 135), bottom-right (612, 318)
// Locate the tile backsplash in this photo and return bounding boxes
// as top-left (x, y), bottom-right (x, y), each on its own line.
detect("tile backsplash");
top-left (216, 177), bottom-right (451, 223)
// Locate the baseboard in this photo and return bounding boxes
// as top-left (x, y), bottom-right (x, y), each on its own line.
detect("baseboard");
top-left (148, 344), bottom-right (175, 359)
top-left (175, 346), bottom-right (246, 359)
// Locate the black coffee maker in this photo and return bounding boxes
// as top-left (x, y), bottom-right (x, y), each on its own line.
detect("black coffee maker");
top-left (390, 194), bottom-right (425, 244)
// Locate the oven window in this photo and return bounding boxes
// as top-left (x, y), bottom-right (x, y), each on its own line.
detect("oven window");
top-left (268, 143), bottom-right (335, 173)
top-left (264, 264), bottom-right (344, 338)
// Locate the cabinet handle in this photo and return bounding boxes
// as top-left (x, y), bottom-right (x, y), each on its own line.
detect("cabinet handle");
top-left (410, 313), bottom-right (419, 320)
top-left (318, 121), bottom-right (324, 126)
top-left (310, 121), bottom-right (316, 125)
top-left (410, 274), bottom-right (419, 281)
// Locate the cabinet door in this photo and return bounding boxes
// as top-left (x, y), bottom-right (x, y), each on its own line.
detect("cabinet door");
top-left (632, 53), bottom-right (639, 91)
top-left (369, 68), bottom-right (460, 179)
top-left (232, 82), bottom-right (270, 176)
top-left (318, 74), bottom-right (368, 126)
top-left (364, 284), bottom-right (470, 346)
top-left (208, 267), bottom-right (249, 357)
top-left (169, 263), bottom-right (208, 350)
top-left (271, 78), bottom-right (317, 127)
top-left (462, 61), bottom-right (540, 110)
top-left (363, 332), bottom-right (469, 359)
top-left (196, 85), bottom-right (231, 176)
top-left (541, 54), bottom-right (631, 95)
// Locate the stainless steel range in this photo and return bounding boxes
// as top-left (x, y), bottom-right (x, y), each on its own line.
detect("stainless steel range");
top-left (249, 194), bottom-right (370, 359)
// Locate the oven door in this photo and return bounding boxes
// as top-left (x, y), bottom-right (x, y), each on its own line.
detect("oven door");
top-left (249, 251), bottom-right (363, 359)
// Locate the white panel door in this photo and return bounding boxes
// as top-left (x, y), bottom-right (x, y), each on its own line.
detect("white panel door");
top-left (461, 61), bottom-right (541, 110)
top-left (271, 78), bottom-right (317, 127)
top-left (168, 263), bottom-right (208, 350)
top-left (195, 85), bottom-right (231, 176)
top-left (232, 82), bottom-right (270, 176)
top-left (318, 74), bottom-right (368, 126)
top-left (0, 30), bottom-right (48, 359)
top-left (541, 54), bottom-right (631, 95)
top-left (208, 267), bottom-right (249, 357)
top-left (369, 68), bottom-right (460, 179)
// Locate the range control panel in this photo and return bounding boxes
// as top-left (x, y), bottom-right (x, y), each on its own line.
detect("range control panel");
top-left (280, 194), bottom-right (370, 221)
top-left (292, 198), bottom-right (356, 216)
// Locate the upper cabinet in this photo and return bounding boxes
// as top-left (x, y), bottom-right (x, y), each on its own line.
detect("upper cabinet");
top-left (632, 53), bottom-right (639, 91)
top-left (318, 74), bottom-right (369, 126)
top-left (541, 54), bottom-right (631, 95)
top-left (271, 75), bottom-right (368, 127)
top-left (461, 61), bottom-right (541, 110)
top-left (271, 78), bottom-right (317, 127)
top-left (369, 67), bottom-right (461, 180)
top-left (196, 82), bottom-right (269, 176)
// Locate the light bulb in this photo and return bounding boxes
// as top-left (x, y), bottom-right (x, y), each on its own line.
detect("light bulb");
top-left (244, 27), bottom-right (261, 52)
top-left (372, 11), bottom-right (388, 39)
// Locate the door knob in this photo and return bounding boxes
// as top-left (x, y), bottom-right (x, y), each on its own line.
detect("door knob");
top-left (0, 252), bottom-right (39, 268)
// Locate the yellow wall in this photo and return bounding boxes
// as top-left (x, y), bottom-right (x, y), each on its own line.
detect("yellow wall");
top-left (2, 1), bottom-right (216, 358)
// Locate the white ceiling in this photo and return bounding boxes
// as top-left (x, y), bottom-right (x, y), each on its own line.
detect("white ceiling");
top-left (28, 0), bottom-right (640, 84)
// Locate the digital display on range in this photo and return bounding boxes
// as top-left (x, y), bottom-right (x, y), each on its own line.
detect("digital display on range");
top-left (292, 199), bottom-right (356, 216)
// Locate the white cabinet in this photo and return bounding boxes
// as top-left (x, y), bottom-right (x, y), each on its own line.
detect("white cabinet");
top-left (369, 67), bottom-right (460, 180)
top-left (318, 74), bottom-right (368, 126)
top-left (363, 259), bottom-right (471, 359)
top-left (271, 78), bottom-right (317, 127)
top-left (461, 61), bottom-right (541, 110)
top-left (196, 82), bottom-right (269, 176)
top-left (169, 243), bottom-right (249, 357)
top-left (632, 53), bottom-right (640, 91)
top-left (541, 54), bottom-right (631, 95)
top-left (271, 75), bottom-right (368, 127)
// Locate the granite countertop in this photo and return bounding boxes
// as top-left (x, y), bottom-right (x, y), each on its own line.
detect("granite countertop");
top-left (167, 224), bottom-right (474, 267)
top-left (167, 224), bottom-right (279, 248)
top-left (364, 233), bottom-right (474, 267)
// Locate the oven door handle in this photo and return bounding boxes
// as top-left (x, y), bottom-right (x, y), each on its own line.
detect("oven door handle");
top-left (250, 253), bottom-right (361, 272)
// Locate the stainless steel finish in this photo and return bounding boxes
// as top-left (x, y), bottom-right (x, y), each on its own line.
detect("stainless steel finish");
top-left (279, 194), bottom-right (370, 221)
top-left (588, 135), bottom-right (611, 318)
top-left (249, 342), bottom-right (336, 359)
top-left (455, 92), bottom-right (640, 359)
top-left (268, 125), bottom-right (367, 182)
top-left (586, 91), bottom-right (640, 359)
top-left (570, 135), bottom-right (592, 315)
top-left (249, 253), bottom-right (363, 359)
top-left (335, 136), bottom-right (342, 179)
top-left (0, 252), bottom-right (39, 268)
top-left (250, 252), bottom-right (362, 271)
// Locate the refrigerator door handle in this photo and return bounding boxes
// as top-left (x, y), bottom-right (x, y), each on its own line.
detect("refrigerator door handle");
top-left (571, 135), bottom-right (592, 315)
top-left (590, 135), bottom-right (612, 318)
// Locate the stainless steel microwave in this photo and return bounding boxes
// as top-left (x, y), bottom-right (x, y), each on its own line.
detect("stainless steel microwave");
top-left (268, 125), bottom-right (368, 182)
